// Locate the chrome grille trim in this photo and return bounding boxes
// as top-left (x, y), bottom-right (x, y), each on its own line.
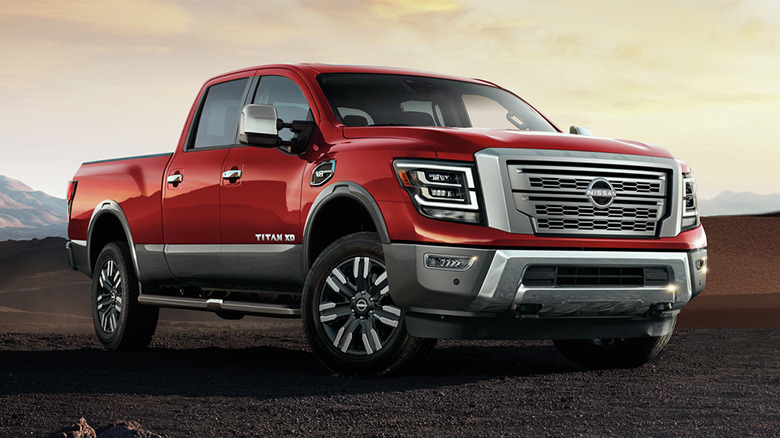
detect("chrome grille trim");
top-left (474, 149), bottom-right (684, 238)
top-left (512, 161), bottom-right (668, 236)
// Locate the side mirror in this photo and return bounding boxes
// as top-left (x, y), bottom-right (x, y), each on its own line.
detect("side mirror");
top-left (569, 126), bottom-right (594, 136)
top-left (239, 104), bottom-right (279, 147)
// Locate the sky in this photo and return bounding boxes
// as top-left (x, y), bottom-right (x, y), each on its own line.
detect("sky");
top-left (1, 0), bottom-right (779, 200)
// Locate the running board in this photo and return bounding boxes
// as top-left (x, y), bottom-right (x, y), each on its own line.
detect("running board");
top-left (138, 295), bottom-right (301, 318)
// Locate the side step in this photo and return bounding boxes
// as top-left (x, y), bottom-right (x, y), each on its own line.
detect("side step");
top-left (138, 295), bottom-right (301, 318)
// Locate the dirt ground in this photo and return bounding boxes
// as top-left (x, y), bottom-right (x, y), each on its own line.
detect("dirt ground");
top-left (1, 323), bottom-right (778, 437)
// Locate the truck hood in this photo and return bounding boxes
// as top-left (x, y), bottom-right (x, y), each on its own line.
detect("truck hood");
top-left (342, 127), bottom-right (674, 161)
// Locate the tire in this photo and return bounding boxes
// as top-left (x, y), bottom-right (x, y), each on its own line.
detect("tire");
top-left (553, 318), bottom-right (676, 369)
top-left (302, 232), bottom-right (436, 376)
top-left (91, 242), bottom-right (159, 350)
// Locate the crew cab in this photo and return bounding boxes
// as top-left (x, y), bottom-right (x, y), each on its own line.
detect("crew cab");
top-left (66, 64), bottom-right (707, 375)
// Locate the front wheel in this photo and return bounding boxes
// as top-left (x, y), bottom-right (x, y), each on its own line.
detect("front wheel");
top-left (553, 318), bottom-right (676, 369)
top-left (91, 242), bottom-right (159, 350)
top-left (302, 232), bottom-right (436, 376)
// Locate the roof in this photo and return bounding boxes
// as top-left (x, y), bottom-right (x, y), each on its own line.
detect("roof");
top-left (211, 63), bottom-right (494, 86)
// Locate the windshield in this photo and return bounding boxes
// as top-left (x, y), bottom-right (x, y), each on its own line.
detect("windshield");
top-left (318, 73), bottom-right (557, 132)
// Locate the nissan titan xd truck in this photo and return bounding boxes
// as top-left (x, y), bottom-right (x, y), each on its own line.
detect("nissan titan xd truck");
top-left (66, 64), bottom-right (707, 375)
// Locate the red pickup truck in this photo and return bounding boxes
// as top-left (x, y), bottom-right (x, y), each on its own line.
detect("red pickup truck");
top-left (66, 64), bottom-right (707, 375)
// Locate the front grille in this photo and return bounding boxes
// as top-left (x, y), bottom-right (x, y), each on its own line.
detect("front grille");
top-left (536, 218), bottom-right (655, 232)
top-left (529, 176), bottom-right (661, 194)
top-left (508, 161), bottom-right (670, 237)
top-left (522, 266), bottom-right (670, 287)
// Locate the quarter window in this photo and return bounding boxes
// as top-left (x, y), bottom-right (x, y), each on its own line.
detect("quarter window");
top-left (192, 78), bottom-right (249, 149)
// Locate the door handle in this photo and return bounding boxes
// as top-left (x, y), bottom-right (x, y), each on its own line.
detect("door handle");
top-left (222, 169), bottom-right (242, 180)
top-left (167, 173), bottom-right (183, 184)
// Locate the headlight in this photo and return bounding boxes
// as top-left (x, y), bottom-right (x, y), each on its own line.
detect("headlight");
top-left (393, 160), bottom-right (482, 224)
top-left (681, 170), bottom-right (699, 231)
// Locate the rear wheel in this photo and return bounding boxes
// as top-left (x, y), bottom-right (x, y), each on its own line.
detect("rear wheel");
top-left (553, 318), bottom-right (676, 369)
top-left (302, 232), bottom-right (436, 376)
top-left (92, 242), bottom-right (159, 350)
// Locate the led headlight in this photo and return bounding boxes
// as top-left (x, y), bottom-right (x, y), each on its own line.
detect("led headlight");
top-left (681, 170), bottom-right (700, 231)
top-left (394, 160), bottom-right (482, 224)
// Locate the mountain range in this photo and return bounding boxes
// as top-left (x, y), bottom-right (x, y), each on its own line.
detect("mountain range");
top-left (0, 176), bottom-right (67, 241)
top-left (697, 191), bottom-right (780, 217)
top-left (0, 175), bottom-right (778, 241)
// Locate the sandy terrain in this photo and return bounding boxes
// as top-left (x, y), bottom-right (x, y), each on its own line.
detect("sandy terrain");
top-left (0, 216), bottom-right (778, 436)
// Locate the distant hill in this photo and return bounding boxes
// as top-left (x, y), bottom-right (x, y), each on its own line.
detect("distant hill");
top-left (0, 176), bottom-right (67, 241)
top-left (699, 191), bottom-right (780, 217)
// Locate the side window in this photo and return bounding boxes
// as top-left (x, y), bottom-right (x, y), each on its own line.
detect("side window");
top-left (253, 76), bottom-right (312, 142)
top-left (192, 78), bottom-right (249, 149)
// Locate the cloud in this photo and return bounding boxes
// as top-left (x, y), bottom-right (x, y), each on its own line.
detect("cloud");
top-left (0, 0), bottom-right (778, 199)
top-left (2, 0), bottom-right (190, 35)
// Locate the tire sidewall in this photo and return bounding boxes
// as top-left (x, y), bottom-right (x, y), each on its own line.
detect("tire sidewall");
top-left (302, 233), bottom-right (412, 375)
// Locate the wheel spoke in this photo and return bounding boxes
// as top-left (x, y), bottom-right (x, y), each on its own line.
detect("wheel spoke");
top-left (326, 268), bottom-right (356, 299)
top-left (100, 268), bottom-right (112, 289)
top-left (100, 310), bottom-right (111, 333)
top-left (333, 315), bottom-right (360, 353)
top-left (374, 304), bottom-right (401, 328)
top-left (370, 271), bottom-right (389, 299)
top-left (369, 318), bottom-right (383, 352)
top-left (319, 302), bottom-right (352, 323)
top-left (332, 314), bottom-right (355, 348)
top-left (108, 311), bottom-right (118, 333)
top-left (96, 295), bottom-right (111, 309)
top-left (360, 319), bottom-right (374, 355)
top-left (106, 261), bottom-right (116, 287)
top-left (354, 257), bottom-right (370, 293)
top-left (363, 318), bottom-right (383, 353)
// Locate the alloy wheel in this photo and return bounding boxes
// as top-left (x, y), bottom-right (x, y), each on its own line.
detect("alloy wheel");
top-left (95, 259), bottom-right (123, 335)
top-left (316, 256), bottom-right (401, 356)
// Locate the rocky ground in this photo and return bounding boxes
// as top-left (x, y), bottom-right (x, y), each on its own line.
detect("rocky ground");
top-left (1, 323), bottom-right (778, 437)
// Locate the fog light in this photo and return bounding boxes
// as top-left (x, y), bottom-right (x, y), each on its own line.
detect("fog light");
top-left (651, 302), bottom-right (673, 312)
top-left (695, 257), bottom-right (708, 274)
top-left (424, 254), bottom-right (476, 271)
top-left (420, 207), bottom-right (481, 224)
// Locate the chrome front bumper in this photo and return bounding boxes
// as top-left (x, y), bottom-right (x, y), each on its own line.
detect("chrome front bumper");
top-left (467, 250), bottom-right (695, 315)
top-left (384, 243), bottom-right (707, 340)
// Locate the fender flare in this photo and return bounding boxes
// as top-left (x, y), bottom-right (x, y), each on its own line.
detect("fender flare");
top-left (302, 181), bottom-right (390, 272)
top-left (86, 200), bottom-right (143, 281)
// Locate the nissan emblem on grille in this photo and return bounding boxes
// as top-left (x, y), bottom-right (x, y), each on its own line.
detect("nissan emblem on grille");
top-left (586, 178), bottom-right (617, 208)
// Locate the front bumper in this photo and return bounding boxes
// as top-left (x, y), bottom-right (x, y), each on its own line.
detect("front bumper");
top-left (383, 243), bottom-right (707, 340)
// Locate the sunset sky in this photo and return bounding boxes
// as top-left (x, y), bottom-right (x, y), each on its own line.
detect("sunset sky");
top-left (1, 0), bottom-right (778, 200)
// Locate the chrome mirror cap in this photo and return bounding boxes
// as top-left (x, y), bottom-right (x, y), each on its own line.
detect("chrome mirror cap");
top-left (239, 104), bottom-right (279, 146)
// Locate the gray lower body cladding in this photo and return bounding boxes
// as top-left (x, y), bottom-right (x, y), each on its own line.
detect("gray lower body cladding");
top-left (383, 243), bottom-right (707, 340)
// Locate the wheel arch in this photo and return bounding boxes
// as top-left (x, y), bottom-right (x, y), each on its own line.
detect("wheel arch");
top-left (303, 182), bottom-right (390, 273)
top-left (86, 200), bottom-right (141, 281)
